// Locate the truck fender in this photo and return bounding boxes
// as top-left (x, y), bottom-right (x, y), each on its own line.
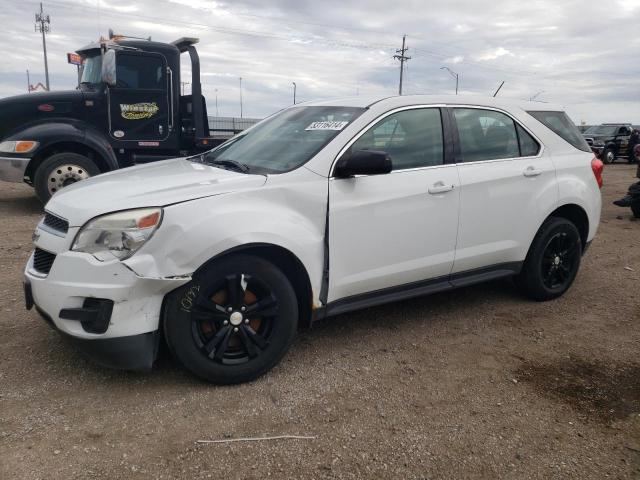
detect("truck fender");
top-left (9, 120), bottom-right (119, 179)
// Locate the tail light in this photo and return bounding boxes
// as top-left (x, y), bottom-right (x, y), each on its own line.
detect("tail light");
top-left (591, 157), bottom-right (603, 189)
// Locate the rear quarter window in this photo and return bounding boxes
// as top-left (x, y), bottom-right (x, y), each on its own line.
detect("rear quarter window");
top-left (527, 111), bottom-right (591, 152)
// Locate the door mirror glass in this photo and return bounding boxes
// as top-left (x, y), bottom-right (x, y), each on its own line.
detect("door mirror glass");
top-left (334, 149), bottom-right (392, 178)
top-left (101, 49), bottom-right (117, 86)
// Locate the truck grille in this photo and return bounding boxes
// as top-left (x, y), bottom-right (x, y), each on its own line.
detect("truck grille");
top-left (33, 248), bottom-right (56, 275)
top-left (43, 212), bottom-right (69, 234)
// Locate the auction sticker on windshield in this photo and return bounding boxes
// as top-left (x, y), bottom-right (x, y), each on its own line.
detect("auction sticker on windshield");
top-left (305, 121), bottom-right (349, 131)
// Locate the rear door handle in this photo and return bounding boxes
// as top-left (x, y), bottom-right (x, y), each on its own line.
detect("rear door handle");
top-left (428, 182), bottom-right (455, 194)
top-left (523, 166), bottom-right (542, 177)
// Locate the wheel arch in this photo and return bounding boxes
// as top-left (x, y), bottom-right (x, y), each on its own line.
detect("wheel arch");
top-left (26, 141), bottom-right (113, 181)
top-left (12, 121), bottom-right (119, 182)
top-left (546, 203), bottom-right (589, 249)
top-left (192, 243), bottom-right (315, 330)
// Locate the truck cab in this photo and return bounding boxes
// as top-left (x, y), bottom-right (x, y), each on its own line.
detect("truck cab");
top-left (0, 35), bottom-right (225, 202)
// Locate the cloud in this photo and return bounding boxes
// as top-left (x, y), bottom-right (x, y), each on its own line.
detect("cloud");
top-left (0, 0), bottom-right (638, 124)
top-left (476, 47), bottom-right (514, 61)
top-left (444, 56), bottom-right (464, 64)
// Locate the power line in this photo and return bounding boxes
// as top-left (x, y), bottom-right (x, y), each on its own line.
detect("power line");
top-left (393, 35), bottom-right (411, 95)
top-left (34, 2), bottom-right (51, 91)
top-left (40, 0), bottom-right (550, 83)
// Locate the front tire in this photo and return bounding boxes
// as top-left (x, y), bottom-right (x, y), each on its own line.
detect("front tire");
top-left (164, 254), bottom-right (298, 384)
top-left (602, 147), bottom-right (615, 164)
top-left (517, 217), bottom-right (582, 301)
top-left (33, 152), bottom-right (100, 203)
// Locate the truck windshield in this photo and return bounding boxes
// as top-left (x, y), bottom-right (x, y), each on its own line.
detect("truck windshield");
top-left (201, 106), bottom-right (365, 174)
top-left (80, 54), bottom-right (102, 85)
top-left (584, 125), bottom-right (618, 135)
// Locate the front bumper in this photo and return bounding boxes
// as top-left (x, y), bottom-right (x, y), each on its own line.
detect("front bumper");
top-left (24, 244), bottom-right (190, 370)
top-left (0, 155), bottom-right (30, 182)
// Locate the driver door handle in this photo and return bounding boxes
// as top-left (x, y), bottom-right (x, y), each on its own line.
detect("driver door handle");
top-left (523, 166), bottom-right (542, 177)
top-left (428, 182), bottom-right (455, 194)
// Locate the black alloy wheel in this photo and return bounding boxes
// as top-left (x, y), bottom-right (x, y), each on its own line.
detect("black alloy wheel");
top-left (190, 273), bottom-right (278, 365)
top-left (517, 217), bottom-right (582, 301)
top-left (540, 232), bottom-right (580, 290)
top-left (164, 254), bottom-right (298, 384)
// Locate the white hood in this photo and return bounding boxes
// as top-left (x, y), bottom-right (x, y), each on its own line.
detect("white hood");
top-left (45, 158), bottom-right (267, 226)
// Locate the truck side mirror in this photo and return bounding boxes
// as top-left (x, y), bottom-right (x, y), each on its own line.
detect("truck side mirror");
top-left (101, 49), bottom-right (117, 87)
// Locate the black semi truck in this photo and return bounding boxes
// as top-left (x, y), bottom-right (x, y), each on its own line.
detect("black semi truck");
top-left (0, 34), bottom-right (240, 202)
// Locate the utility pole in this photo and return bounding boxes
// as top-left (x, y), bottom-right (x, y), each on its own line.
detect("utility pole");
top-left (180, 81), bottom-right (190, 95)
top-left (292, 82), bottom-right (297, 105)
top-left (215, 88), bottom-right (219, 116)
top-left (393, 35), bottom-right (411, 95)
top-left (440, 66), bottom-right (459, 95)
top-left (239, 77), bottom-right (243, 118)
top-left (26, 70), bottom-right (31, 93)
top-left (35, 2), bottom-right (51, 91)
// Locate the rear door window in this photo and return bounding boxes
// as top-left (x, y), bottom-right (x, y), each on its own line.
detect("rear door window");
top-left (516, 124), bottom-right (540, 157)
top-left (527, 111), bottom-right (591, 152)
top-left (453, 108), bottom-right (520, 162)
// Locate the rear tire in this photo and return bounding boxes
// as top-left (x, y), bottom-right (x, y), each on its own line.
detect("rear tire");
top-left (164, 254), bottom-right (298, 384)
top-left (34, 152), bottom-right (100, 203)
top-left (517, 217), bottom-right (582, 301)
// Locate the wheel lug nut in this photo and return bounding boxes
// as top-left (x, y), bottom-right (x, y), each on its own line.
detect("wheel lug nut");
top-left (223, 320), bottom-right (229, 326)
top-left (241, 306), bottom-right (246, 312)
top-left (233, 327), bottom-right (239, 332)
top-left (244, 319), bottom-right (249, 324)
top-left (227, 307), bottom-right (233, 312)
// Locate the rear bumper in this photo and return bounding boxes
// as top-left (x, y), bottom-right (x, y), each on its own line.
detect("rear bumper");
top-left (0, 155), bottom-right (30, 182)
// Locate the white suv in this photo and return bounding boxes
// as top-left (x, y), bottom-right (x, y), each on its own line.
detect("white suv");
top-left (24, 95), bottom-right (603, 383)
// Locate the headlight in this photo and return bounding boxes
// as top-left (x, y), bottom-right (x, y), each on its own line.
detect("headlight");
top-left (72, 208), bottom-right (162, 261)
top-left (0, 140), bottom-right (39, 153)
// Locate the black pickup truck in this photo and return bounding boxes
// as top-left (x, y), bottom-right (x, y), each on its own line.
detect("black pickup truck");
top-left (582, 123), bottom-right (634, 164)
top-left (0, 34), bottom-right (245, 202)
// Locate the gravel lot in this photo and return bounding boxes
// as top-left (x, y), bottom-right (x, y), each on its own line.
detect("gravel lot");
top-left (1, 165), bottom-right (639, 479)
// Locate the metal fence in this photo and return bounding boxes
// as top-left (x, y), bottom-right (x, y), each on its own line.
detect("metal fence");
top-left (208, 116), bottom-right (261, 134)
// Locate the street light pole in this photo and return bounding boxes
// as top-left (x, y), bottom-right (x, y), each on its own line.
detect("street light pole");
top-left (529, 90), bottom-right (545, 101)
top-left (239, 77), bottom-right (243, 118)
top-left (440, 66), bottom-right (458, 95)
top-left (292, 82), bottom-right (296, 105)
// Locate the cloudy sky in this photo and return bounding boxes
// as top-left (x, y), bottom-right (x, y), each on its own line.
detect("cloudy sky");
top-left (1, 0), bottom-right (639, 123)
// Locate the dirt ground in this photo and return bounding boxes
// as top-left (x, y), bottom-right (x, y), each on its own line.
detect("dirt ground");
top-left (1, 165), bottom-right (639, 480)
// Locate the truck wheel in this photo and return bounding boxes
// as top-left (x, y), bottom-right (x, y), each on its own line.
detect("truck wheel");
top-left (516, 217), bottom-right (582, 301)
top-left (34, 152), bottom-right (100, 203)
top-left (631, 200), bottom-right (640, 219)
top-left (602, 147), bottom-right (615, 164)
top-left (164, 254), bottom-right (298, 384)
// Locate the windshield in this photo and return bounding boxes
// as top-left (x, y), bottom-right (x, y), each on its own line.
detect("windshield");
top-left (80, 54), bottom-right (102, 84)
top-left (201, 106), bottom-right (365, 174)
top-left (584, 125), bottom-right (617, 136)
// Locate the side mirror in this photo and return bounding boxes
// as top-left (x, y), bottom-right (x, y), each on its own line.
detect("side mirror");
top-left (333, 149), bottom-right (393, 178)
top-left (101, 49), bottom-right (117, 86)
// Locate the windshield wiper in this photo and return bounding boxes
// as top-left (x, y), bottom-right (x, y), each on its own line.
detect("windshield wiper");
top-left (198, 155), bottom-right (250, 173)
